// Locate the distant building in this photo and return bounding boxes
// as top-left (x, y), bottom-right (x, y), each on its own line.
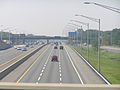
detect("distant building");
top-left (68, 32), bottom-right (77, 38)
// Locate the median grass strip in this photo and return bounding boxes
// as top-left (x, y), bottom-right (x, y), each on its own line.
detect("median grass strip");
top-left (73, 45), bottom-right (120, 84)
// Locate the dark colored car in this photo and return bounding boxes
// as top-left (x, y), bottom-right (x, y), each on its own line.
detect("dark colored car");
top-left (54, 46), bottom-right (58, 49)
top-left (51, 55), bottom-right (58, 62)
top-left (60, 46), bottom-right (63, 50)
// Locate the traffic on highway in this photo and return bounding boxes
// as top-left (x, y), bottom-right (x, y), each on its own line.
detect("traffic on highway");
top-left (0, 42), bottom-right (110, 84)
top-left (0, 0), bottom-right (120, 90)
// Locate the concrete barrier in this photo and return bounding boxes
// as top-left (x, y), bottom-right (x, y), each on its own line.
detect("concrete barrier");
top-left (0, 44), bottom-right (47, 80)
top-left (0, 83), bottom-right (119, 90)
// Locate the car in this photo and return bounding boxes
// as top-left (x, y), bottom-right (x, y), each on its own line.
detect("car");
top-left (30, 45), bottom-right (34, 48)
top-left (21, 47), bottom-right (27, 51)
top-left (54, 46), bottom-right (58, 49)
top-left (16, 47), bottom-right (22, 50)
top-left (60, 46), bottom-right (63, 50)
top-left (51, 55), bottom-right (58, 62)
top-left (25, 44), bottom-right (29, 47)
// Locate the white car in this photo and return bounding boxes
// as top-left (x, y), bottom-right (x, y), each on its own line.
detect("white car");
top-left (21, 47), bottom-right (27, 51)
top-left (16, 47), bottom-right (22, 50)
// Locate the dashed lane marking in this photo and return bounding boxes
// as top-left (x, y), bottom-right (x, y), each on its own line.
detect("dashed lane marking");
top-left (41, 70), bottom-right (44, 73)
top-left (60, 74), bottom-right (62, 77)
top-left (16, 46), bottom-right (50, 83)
top-left (37, 47), bottom-right (54, 82)
top-left (38, 77), bottom-right (41, 81)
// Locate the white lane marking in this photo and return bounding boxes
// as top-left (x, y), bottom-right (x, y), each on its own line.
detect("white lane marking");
top-left (40, 73), bottom-right (42, 76)
top-left (60, 73), bottom-right (62, 77)
top-left (41, 70), bottom-right (44, 73)
top-left (36, 82), bottom-right (38, 84)
top-left (60, 78), bottom-right (62, 81)
top-left (64, 46), bottom-right (84, 84)
top-left (37, 47), bottom-right (54, 81)
top-left (59, 67), bottom-right (61, 70)
top-left (59, 49), bottom-right (62, 84)
top-left (38, 77), bottom-right (41, 81)
top-left (43, 67), bottom-right (45, 69)
top-left (59, 69), bottom-right (61, 73)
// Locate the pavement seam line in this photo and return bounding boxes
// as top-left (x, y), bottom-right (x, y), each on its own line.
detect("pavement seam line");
top-left (64, 46), bottom-right (84, 84)
top-left (16, 45), bottom-right (49, 83)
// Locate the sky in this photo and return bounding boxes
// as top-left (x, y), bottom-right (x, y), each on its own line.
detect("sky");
top-left (0, 0), bottom-right (120, 36)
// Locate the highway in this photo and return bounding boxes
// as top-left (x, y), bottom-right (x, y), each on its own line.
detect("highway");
top-left (0, 43), bottom-right (109, 84)
top-left (18, 45), bottom-right (81, 84)
top-left (0, 47), bottom-right (22, 65)
top-left (0, 45), bottom-right (38, 65)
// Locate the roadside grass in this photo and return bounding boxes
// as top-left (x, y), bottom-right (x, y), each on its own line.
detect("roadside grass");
top-left (73, 45), bottom-right (120, 84)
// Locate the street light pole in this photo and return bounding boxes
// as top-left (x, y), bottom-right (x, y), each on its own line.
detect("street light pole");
top-left (80, 26), bottom-right (83, 54)
top-left (75, 15), bottom-right (101, 72)
top-left (98, 19), bottom-right (100, 72)
top-left (9, 30), bottom-right (11, 42)
top-left (0, 30), bottom-right (3, 41)
top-left (87, 23), bottom-right (89, 62)
top-left (71, 20), bottom-right (90, 61)
top-left (0, 25), bottom-right (3, 41)
top-left (111, 31), bottom-right (112, 46)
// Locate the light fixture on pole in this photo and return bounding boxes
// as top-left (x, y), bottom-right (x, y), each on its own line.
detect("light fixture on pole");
top-left (84, 2), bottom-right (120, 13)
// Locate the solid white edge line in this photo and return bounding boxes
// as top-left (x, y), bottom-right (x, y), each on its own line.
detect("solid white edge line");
top-left (71, 46), bottom-right (111, 85)
top-left (64, 46), bottom-right (84, 84)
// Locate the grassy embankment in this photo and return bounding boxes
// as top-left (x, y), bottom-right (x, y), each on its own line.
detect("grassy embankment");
top-left (73, 45), bottom-right (120, 84)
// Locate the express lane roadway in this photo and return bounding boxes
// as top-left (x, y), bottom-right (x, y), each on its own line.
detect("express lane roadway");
top-left (19, 45), bottom-right (81, 84)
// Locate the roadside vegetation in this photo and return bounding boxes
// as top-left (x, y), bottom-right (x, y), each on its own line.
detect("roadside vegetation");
top-left (73, 45), bottom-right (120, 84)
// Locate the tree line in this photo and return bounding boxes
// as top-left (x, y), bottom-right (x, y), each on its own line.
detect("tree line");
top-left (71, 28), bottom-right (120, 47)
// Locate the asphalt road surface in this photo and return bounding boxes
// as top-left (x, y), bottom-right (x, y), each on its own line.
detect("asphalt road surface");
top-left (1, 44), bottom-right (107, 84)
top-left (0, 45), bottom-right (38, 65)
top-left (18, 45), bottom-right (81, 84)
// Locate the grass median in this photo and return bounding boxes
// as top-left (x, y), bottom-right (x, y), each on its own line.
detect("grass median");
top-left (73, 45), bottom-right (120, 84)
